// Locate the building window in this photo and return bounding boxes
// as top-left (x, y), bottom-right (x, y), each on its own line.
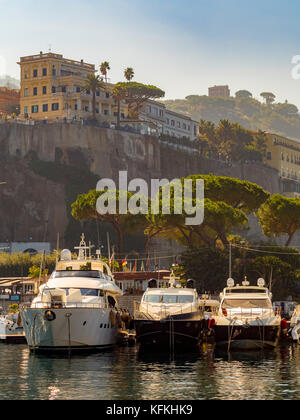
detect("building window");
top-left (24, 106), bottom-right (28, 116)
top-left (51, 103), bottom-right (59, 111)
top-left (104, 109), bottom-right (109, 115)
top-left (74, 104), bottom-right (78, 110)
top-left (171, 120), bottom-right (175, 127)
top-left (62, 86), bottom-right (66, 93)
top-left (42, 86), bottom-right (47, 95)
top-left (76, 86), bottom-right (81, 93)
top-left (267, 152), bottom-right (272, 160)
top-left (33, 87), bottom-right (38, 96)
top-left (24, 71), bottom-right (28, 79)
top-left (52, 66), bottom-right (56, 76)
top-left (105, 92), bottom-right (110, 98)
top-left (166, 118), bottom-right (169, 125)
top-left (33, 69), bottom-right (38, 78)
top-left (177, 121), bottom-right (181, 128)
top-left (121, 113), bottom-right (125, 118)
top-left (43, 104), bottom-right (48, 112)
top-left (31, 105), bottom-right (39, 113)
top-left (42, 68), bottom-right (47, 76)
top-left (24, 88), bottom-right (28, 97)
top-left (52, 86), bottom-right (56, 94)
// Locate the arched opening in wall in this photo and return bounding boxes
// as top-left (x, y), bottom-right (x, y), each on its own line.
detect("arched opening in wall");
top-left (23, 248), bottom-right (38, 256)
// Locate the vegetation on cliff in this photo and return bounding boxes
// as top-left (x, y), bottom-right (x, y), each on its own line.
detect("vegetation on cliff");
top-left (163, 93), bottom-right (300, 140)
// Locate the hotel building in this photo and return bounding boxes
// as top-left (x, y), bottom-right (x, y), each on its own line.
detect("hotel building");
top-left (18, 52), bottom-right (126, 121)
top-left (265, 132), bottom-right (300, 197)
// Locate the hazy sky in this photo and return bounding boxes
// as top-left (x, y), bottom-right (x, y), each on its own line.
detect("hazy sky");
top-left (1, 0), bottom-right (300, 106)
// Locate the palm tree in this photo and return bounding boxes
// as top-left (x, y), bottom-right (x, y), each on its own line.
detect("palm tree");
top-left (100, 61), bottom-right (110, 83)
top-left (84, 74), bottom-right (104, 120)
top-left (124, 67), bottom-right (134, 81)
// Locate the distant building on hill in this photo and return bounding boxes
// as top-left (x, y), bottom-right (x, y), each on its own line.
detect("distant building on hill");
top-left (0, 87), bottom-right (20, 115)
top-left (208, 85), bottom-right (230, 98)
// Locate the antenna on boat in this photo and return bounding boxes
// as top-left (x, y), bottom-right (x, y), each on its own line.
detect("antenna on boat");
top-left (242, 276), bottom-right (250, 286)
top-left (74, 233), bottom-right (94, 261)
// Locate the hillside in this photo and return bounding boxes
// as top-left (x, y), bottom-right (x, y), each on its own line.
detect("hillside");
top-left (163, 94), bottom-right (300, 141)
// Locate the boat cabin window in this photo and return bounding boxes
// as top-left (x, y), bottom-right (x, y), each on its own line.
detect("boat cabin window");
top-left (222, 299), bottom-right (272, 309)
top-left (54, 270), bottom-right (102, 279)
top-left (143, 294), bottom-right (194, 303)
top-left (225, 288), bottom-right (266, 294)
top-left (61, 288), bottom-right (100, 297)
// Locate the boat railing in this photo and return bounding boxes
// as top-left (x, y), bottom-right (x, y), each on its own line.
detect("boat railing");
top-left (20, 301), bottom-right (112, 310)
top-left (222, 307), bottom-right (277, 319)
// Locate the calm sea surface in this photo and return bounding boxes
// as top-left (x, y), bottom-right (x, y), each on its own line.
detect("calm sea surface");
top-left (0, 343), bottom-right (299, 400)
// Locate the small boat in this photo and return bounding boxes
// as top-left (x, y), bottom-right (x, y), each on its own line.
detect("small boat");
top-left (212, 277), bottom-right (281, 351)
top-left (290, 305), bottom-right (300, 343)
top-left (20, 234), bottom-right (123, 353)
top-left (0, 312), bottom-right (26, 343)
top-left (134, 275), bottom-right (205, 351)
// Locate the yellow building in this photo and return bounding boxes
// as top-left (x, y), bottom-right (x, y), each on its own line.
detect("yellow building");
top-left (18, 51), bottom-right (127, 122)
top-left (265, 132), bottom-right (300, 196)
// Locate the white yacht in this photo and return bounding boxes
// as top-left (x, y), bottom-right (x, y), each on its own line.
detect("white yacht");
top-left (213, 277), bottom-right (281, 351)
top-left (290, 305), bottom-right (300, 343)
top-left (0, 312), bottom-right (25, 343)
top-left (134, 276), bottom-right (205, 350)
top-left (20, 235), bottom-right (123, 352)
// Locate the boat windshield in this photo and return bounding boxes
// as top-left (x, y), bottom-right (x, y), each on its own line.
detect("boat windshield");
top-left (222, 299), bottom-right (272, 309)
top-left (63, 288), bottom-right (100, 296)
top-left (53, 270), bottom-right (102, 279)
top-left (143, 295), bottom-right (194, 303)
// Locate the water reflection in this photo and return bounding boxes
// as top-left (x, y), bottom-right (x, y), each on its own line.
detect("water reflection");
top-left (0, 343), bottom-right (299, 400)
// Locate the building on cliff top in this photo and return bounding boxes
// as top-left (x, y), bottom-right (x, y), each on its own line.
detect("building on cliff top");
top-left (139, 99), bottom-right (199, 140)
top-left (265, 132), bottom-right (300, 198)
top-left (18, 51), bottom-right (127, 122)
top-left (17, 51), bottom-right (198, 140)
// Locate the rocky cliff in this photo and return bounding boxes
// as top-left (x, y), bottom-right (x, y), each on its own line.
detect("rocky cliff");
top-left (0, 122), bottom-right (281, 249)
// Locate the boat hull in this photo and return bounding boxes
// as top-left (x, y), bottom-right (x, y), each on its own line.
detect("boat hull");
top-left (134, 312), bottom-right (205, 350)
top-left (214, 324), bottom-right (281, 350)
top-left (21, 307), bottom-right (119, 352)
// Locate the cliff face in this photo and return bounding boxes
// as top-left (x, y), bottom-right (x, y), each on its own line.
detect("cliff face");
top-left (0, 122), bottom-right (281, 248)
top-left (0, 157), bottom-right (67, 245)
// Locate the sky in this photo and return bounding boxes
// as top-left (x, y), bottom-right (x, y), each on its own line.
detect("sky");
top-left (1, 0), bottom-right (300, 106)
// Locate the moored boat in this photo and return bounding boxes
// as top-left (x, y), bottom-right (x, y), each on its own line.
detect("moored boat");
top-left (20, 234), bottom-right (123, 353)
top-left (212, 277), bottom-right (281, 351)
top-left (290, 305), bottom-right (300, 343)
top-left (134, 275), bottom-right (205, 351)
top-left (0, 312), bottom-right (26, 343)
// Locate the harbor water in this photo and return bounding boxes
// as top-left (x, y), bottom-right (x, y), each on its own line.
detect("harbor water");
top-left (0, 343), bottom-right (299, 400)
